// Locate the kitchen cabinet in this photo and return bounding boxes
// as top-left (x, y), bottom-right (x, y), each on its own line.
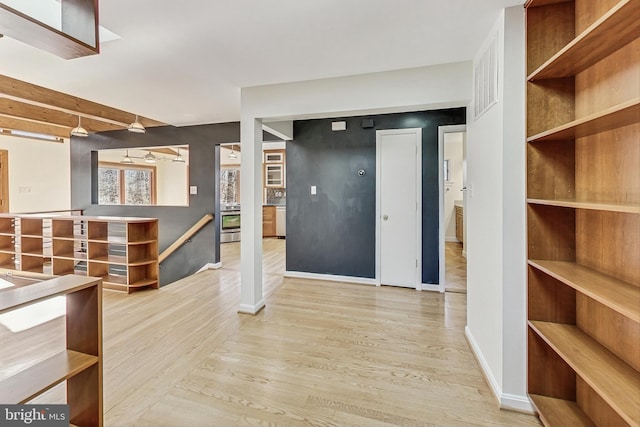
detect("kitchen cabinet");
top-left (262, 206), bottom-right (276, 237)
top-left (264, 149), bottom-right (285, 188)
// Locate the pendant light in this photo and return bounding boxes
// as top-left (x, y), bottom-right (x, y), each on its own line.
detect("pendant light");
top-left (71, 116), bottom-right (88, 137)
top-left (228, 144), bottom-right (238, 160)
top-left (172, 147), bottom-right (185, 163)
top-left (128, 115), bottom-right (146, 134)
top-left (144, 151), bottom-right (156, 163)
top-left (121, 150), bottom-right (134, 164)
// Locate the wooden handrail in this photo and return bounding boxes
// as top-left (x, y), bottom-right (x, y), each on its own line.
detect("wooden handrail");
top-left (159, 214), bottom-right (214, 263)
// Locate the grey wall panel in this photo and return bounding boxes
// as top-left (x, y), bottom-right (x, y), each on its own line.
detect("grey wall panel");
top-left (70, 123), bottom-right (240, 286)
top-left (287, 109), bottom-right (466, 283)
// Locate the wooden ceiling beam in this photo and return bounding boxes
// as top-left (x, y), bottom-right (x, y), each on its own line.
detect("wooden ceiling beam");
top-left (0, 98), bottom-right (122, 132)
top-left (0, 74), bottom-right (165, 128)
top-left (0, 115), bottom-right (71, 139)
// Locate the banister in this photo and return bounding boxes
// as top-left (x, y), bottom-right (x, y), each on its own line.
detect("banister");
top-left (159, 214), bottom-right (214, 263)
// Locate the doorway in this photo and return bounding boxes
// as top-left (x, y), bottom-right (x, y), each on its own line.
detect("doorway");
top-left (0, 150), bottom-right (8, 213)
top-left (376, 128), bottom-right (421, 289)
top-left (438, 126), bottom-right (467, 293)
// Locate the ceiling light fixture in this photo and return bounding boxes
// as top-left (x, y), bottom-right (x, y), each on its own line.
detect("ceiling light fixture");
top-left (144, 151), bottom-right (156, 163)
top-left (128, 115), bottom-right (146, 134)
top-left (71, 116), bottom-right (88, 137)
top-left (172, 147), bottom-right (185, 163)
top-left (228, 144), bottom-right (238, 160)
top-left (121, 150), bottom-right (134, 164)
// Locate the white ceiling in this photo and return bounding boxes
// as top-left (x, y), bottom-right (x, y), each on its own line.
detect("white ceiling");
top-left (0, 0), bottom-right (524, 126)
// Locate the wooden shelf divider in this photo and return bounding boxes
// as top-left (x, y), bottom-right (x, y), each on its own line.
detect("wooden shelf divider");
top-left (527, 199), bottom-right (640, 214)
top-left (529, 260), bottom-right (640, 322)
top-left (527, 98), bottom-right (639, 143)
top-left (528, 0), bottom-right (640, 81)
top-left (529, 321), bottom-right (640, 426)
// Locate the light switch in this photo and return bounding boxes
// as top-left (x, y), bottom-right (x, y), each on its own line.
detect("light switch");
top-left (190, 186), bottom-right (198, 195)
top-left (310, 185), bottom-right (317, 195)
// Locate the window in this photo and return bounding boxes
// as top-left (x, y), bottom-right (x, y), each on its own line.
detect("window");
top-left (98, 163), bottom-right (156, 205)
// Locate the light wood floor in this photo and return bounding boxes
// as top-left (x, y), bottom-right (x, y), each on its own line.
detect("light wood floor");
top-left (1, 238), bottom-right (540, 426)
top-left (445, 242), bottom-right (467, 293)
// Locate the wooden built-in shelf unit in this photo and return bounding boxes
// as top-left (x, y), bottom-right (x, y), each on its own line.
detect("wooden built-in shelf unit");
top-left (0, 274), bottom-right (103, 426)
top-left (0, 214), bottom-right (159, 293)
top-left (525, 0), bottom-right (639, 426)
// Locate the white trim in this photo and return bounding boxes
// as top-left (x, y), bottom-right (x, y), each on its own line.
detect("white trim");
top-left (284, 271), bottom-right (377, 286)
top-left (438, 125), bottom-right (466, 293)
top-left (445, 237), bottom-right (460, 243)
top-left (501, 393), bottom-right (535, 414)
top-left (464, 326), bottom-right (535, 414)
top-left (197, 262), bottom-right (222, 273)
top-left (462, 250), bottom-right (467, 258)
top-left (238, 299), bottom-right (265, 315)
top-left (375, 128), bottom-right (422, 290)
top-left (421, 283), bottom-right (440, 292)
top-left (465, 326), bottom-right (502, 406)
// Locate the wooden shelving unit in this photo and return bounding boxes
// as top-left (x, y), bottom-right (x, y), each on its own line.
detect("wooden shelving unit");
top-left (0, 214), bottom-right (159, 293)
top-left (0, 274), bottom-right (103, 426)
top-left (526, 1), bottom-right (639, 426)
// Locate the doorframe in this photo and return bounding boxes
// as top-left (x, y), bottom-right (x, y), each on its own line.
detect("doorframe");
top-left (437, 124), bottom-right (467, 293)
top-left (375, 128), bottom-right (422, 290)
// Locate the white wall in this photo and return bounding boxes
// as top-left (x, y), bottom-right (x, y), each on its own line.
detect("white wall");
top-left (444, 132), bottom-right (464, 240)
top-left (465, 6), bottom-right (529, 412)
top-left (0, 135), bottom-right (71, 213)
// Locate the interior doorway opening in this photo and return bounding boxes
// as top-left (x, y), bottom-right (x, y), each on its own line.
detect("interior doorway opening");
top-left (438, 126), bottom-right (467, 293)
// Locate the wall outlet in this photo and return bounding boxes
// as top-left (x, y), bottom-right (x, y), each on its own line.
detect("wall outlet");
top-left (190, 186), bottom-right (198, 195)
top-left (310, 185), bottom-right (317, 195)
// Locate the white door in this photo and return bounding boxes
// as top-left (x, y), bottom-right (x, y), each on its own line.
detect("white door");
top-left (376, 128), bottom-right (421, 289)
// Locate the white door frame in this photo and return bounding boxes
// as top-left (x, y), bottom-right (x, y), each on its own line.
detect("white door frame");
top-left (375, 128), bottom-right (422, 290)
top-left (438, 124), bottom-right (467, 293)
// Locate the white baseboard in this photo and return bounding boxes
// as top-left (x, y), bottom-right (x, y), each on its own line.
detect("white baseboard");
top-left (284, 271), bottom-right (377, 286)
top-left (501, 393), bottom-right (535, 414)
top-left (445, 236), bottom-right (460, 242)
top-left (462, 250), bottom-right (467, 258)
top-left (464, 326), bottom-right (535, 415)
top-left (421, 283), bottom-right (441, 292)
top-left (238, 299), bottom-right (265, 315)
top-left (197, 262), bottom-right (222, 273)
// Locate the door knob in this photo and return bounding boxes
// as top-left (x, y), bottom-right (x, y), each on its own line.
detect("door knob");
top-left (383, 214), bottom-right (389, 221)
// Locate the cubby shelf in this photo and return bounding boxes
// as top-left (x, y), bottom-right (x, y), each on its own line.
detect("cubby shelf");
top-left (0, 274), bottom-right (102, 426)
top-left (0, 214), bottom-right (159, 293)
top-left (528, 0), bottom-right (640, 81)
top-left (527, 199), bottom-right (640, 214)
top-left (529, 260), bottom-right (640, 323)
top-left (527, 99), bottom-right (639, 143)
top-left (529, 321), bottom-right (640, 426)
top-left (529, 394), bottom-right (595, 427)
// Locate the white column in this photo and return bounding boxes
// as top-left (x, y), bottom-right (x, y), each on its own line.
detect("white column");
top-left (238, 116), bottom-right (265, 314)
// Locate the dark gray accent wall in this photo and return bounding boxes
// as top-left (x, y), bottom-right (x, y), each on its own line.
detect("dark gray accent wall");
top-left (70, 123), bottom-right (240, 286)
top-left (287, 108), bottom-right (466, 283)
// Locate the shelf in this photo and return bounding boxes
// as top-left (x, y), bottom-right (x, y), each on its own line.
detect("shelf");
top-left (87, 236), bottom-right (126, 244)
top-left (529, 260), bottom-right (640, 323)
top-left (129, 278), bottom-right (158, 288)
top-left (527, 98), bottom-right (639, 142)
top-left (529, 321), bottom-right (640, 426)
top-left (0, 275), bottom-right (100, 313)
top-left (90, 255), bottom-right (127, 265)
top-left (527, 199), bottom-right (640, 214)
top-left (128, 258), bottom-right (157, 267)
top-left (127, 239), bottom-right (157, 245)
top-left (529, 394), bottom-right (595, 427)
top-left (52, 235), bottom-right (87, 241)
top-left (0, 350), bottom-right (98, 404)
top-left (101, 274), bottom-right (127, 285)
top-left (528, 0), bottom-right (640, 80)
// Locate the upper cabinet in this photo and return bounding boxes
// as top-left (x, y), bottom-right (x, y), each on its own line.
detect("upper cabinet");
top-left (525, 0), bottom-right (639, 426)
top-left (264, 149), bottom-right (286, 188)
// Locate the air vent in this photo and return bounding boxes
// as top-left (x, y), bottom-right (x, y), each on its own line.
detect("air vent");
top-left (473, 30), bottom-right (499, 119)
